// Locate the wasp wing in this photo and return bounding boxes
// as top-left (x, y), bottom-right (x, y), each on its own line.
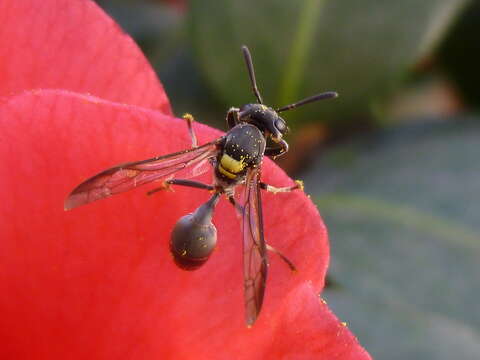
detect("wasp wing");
top-left (65, 140), bottom-right (220, 210)
top-left (240, 167), bottom-right (268, 327)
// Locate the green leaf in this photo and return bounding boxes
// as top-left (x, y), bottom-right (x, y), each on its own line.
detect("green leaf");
top-left (189, 0), bottom-right (469, 128)
top-left (302, 118), bottom-right (480, 359)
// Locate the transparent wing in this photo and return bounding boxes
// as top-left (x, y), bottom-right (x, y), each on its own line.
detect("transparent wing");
top-left (65, 140), bottom-right (220, 210)
top-left (240, 167), bottom-right (268, 327)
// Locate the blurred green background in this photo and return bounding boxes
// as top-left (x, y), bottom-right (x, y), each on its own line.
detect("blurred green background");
top-left (95, 1), bottom-right (480, 358)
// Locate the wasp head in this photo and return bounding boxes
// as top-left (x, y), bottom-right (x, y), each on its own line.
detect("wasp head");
top-left (238, 103), bottom-right (289, 143)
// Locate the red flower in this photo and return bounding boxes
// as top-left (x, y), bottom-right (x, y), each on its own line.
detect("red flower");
top-left (0, 0), bottom-right (371, 359)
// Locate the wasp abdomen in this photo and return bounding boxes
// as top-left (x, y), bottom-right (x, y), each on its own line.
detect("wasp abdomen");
top-left (170, 194), bottom-right (219, 270)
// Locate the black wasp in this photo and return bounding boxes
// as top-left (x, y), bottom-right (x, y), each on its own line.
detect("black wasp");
top-left (65, 46), bottom-right (337, 326)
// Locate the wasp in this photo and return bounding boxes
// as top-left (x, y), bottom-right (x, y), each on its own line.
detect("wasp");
top-left (65, 46), bottom-right (337, 326)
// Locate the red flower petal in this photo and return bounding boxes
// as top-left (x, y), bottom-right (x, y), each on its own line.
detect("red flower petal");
top-left (0, 0), bottom-right (171, 113)
top-left (269, 284), bottom-right (371, 359)
top-left (0, 90), bottom-right (370, 359)
top-left (0, 0), bottom-right (371, 357)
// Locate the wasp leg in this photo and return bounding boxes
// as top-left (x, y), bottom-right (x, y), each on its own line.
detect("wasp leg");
top-left (182, 113), bottom-right (198, 148)
top-left (226, 107), bottom-right (240, 130)
top-left (260, 180), bottom-right (303, 194)
top-left (265, 139), bottom-right (289, 159)
top-left (266, 244), bottom-right (297, 272)
top-left (147, 179), bottom-right (214, 196)
top-left (228, 195), bottom-right (244, 213)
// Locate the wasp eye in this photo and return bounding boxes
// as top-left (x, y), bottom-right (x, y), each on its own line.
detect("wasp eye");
top-left (275, 118), bottom-right (287, 134)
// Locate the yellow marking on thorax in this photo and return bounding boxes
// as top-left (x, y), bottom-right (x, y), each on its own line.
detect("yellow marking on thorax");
top-left (220, 154), bottom-right (246, 173)
top-left (218, 154), bottom-right (246, 179)
top-left (218, 166), bottom-right (237, 179)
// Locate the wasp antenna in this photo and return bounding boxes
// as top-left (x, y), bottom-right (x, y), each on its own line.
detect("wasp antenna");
top-left (276, 91), bottom-right (338, 113)
top-left (241, 45), bottom-right (263, 104)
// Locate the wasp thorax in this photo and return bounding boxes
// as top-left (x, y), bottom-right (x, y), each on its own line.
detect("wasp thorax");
top-left (170, 194), bottom-right (219, 270)
top-left (223, 124), bottom-right (265, 165)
